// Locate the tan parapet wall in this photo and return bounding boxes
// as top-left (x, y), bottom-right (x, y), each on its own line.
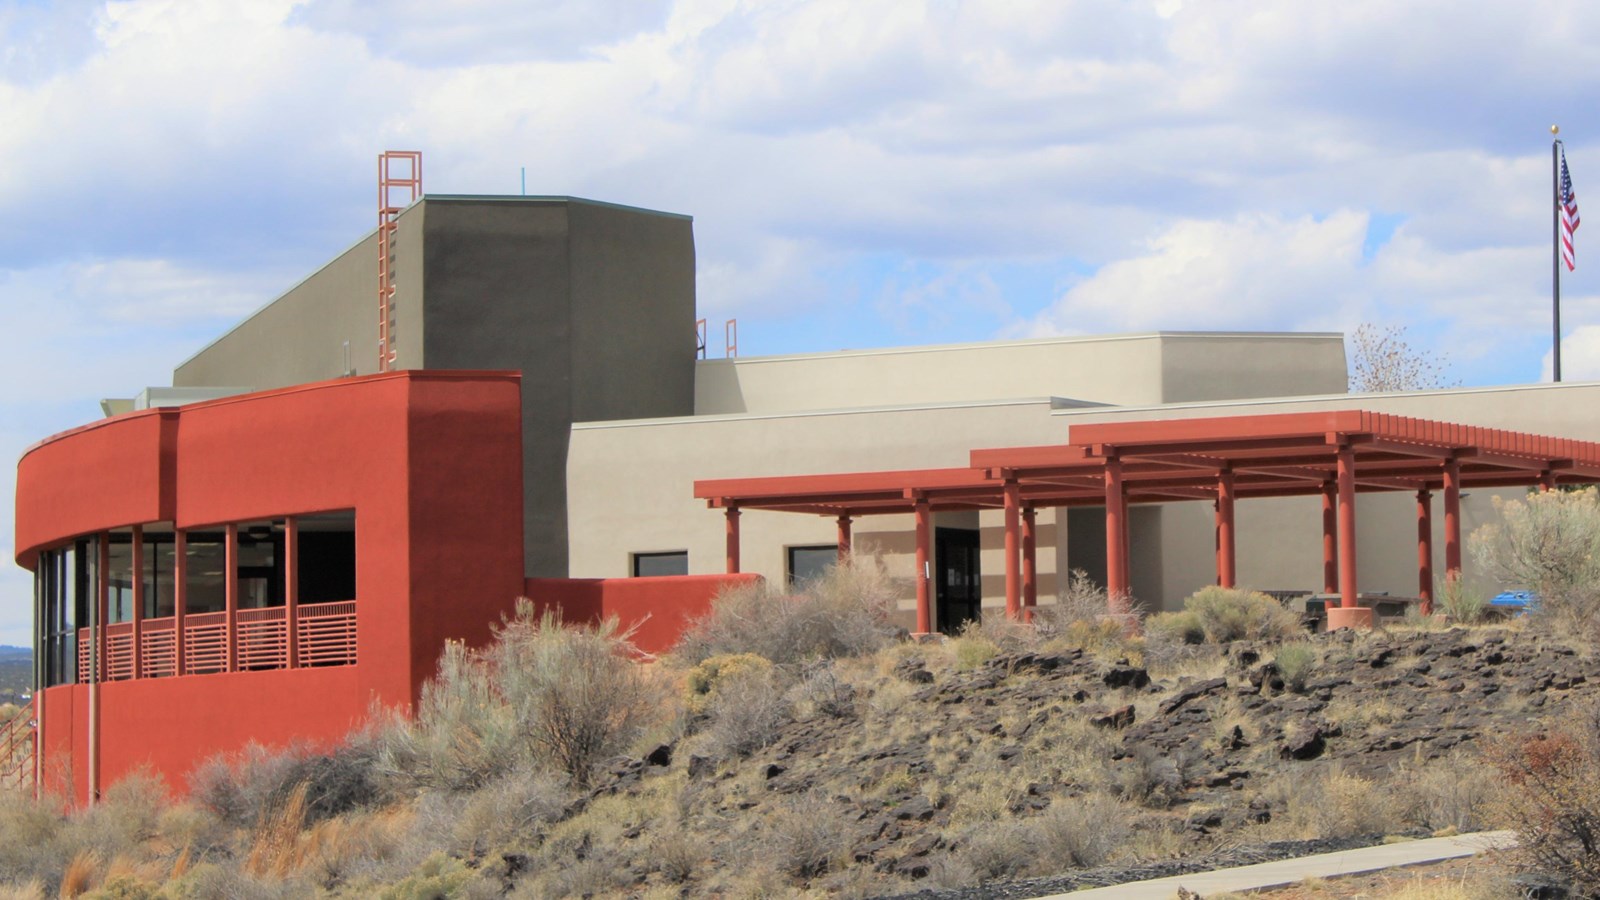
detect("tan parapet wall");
top-left (693, 332), bottom-right (1348, 416)
top-left (571, 380), bottom-right (1600, 622)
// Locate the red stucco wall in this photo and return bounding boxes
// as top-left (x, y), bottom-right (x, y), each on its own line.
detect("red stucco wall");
top-left (524, 574), bottom-right (761, 655)
top-left (17, 371), bottom-right (526, 804)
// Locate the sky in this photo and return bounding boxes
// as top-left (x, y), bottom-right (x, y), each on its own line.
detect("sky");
top-left (2, 0), bottom-right (1599, 646)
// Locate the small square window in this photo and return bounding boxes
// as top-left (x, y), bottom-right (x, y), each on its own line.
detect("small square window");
top-left (787, 545), bottom-right (837, 586)
top-left (632, 551), bottom-right (688, 577)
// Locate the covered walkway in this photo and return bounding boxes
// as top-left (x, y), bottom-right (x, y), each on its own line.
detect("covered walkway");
top-left (695, 410), bottom-right (1600, 632)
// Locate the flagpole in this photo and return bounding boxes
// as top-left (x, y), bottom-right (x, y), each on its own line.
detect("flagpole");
top-left (1554, 124), bottom-right (1563, 383)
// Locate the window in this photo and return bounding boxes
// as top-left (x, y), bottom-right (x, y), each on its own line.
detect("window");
top-left (787, 545), bottom-right (837, 586)
top-left (632, 551), bottom-right (687, 577)
top-left (141, 525), bottom-right (177, 620)
top-left (184, 530), bottom-right (227, 614)
top-left (297, 510), bottom-right (356, 603)
top-left (236, 520), bottom-right (285, 609)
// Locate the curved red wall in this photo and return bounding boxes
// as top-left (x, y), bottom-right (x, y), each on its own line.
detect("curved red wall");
top-left (16, 371), bottom-right (526, 803)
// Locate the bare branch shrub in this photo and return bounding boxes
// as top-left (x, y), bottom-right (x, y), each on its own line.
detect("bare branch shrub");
top-left (1393, 751), bottom-right (1499, 833)
top-left (1472, 487), bottom-right (1600, 636)
top-left (449, 766), bottom-right (569, 857)
top-left (1032, 791), bottom-right (1134, 869)
top-left (1487, 699), bottom-right (1600, 893)
top-left (493, 606), bottom-right (659, 785)
top-left (675, 555), bottom-right (898, 665)
top-left (760, 793), bottom-right (850, 880)
top-left (379, 603), bottom-right (658, 790)
top-left (1035, 569), bottom-right (1113, 632)
top-left (789, 662), bottom-right (856, 720)
top-left (702, 661), bottom-right (790, 758)
top-left (1348, 323), bottom-right (1457, 392)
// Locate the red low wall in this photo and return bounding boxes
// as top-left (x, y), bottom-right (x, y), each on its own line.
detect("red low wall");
top-left (524, 574), bottom-right (762, 655)
top-left (37, 665), bottom-right (372, 803)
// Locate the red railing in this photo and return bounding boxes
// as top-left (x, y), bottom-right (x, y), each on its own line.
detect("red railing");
top-left (237, 608), bottom-right (287, 670)
top-left (183, 612), bottom-right (228, 675)
top-left (0, 704), bottom-right (34, 793)
top-left (140, 618), bottom-right (176, 678)
top-left (298, 602), bottom-right (357, 667)
top-left (75, 603), bottom-right (356, 682)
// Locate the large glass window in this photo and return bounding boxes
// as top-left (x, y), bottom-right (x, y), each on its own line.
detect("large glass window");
top-left (632, 551), bottom-right (687, 577)
top-left (142, 524), bottom-right (176, 619)
top-left (107, 530), bottom-right (135, 624)
top-left (236, 520), bottom-right (285, 609)
top-left (34, 537), bottom-right (93, 688)
top-left (184, 531), bottom-right (227, 614)
top-left (298, 510), bottom-right (356, 604)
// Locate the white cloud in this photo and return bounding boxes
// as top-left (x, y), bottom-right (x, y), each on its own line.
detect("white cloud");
top-left (1541, 325), bottom-right (1600, 382)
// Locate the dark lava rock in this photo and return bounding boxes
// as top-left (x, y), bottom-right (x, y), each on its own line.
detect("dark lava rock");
top-left (894, 659), bottom-right (935, 684)
top-left (894, 796), bottom-right (936, 821)
top-left (764, 763), bottom-right (786, 780)
top-left (644, 743), bottom-right (672, 767)
top-left (1090, 705), bottom-right (1135, 730)
top-left (687, 754), bottom-right (715, 779)
top-left (1102, 666), bottom-right (1151, 689)
top-left (1159, 678), bottom-right (1228, 716)
top-left (1279, 724), bottom-right (1326, 760)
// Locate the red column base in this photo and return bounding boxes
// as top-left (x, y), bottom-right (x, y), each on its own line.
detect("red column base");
top-left (1325, 606), bottom-right (1375, 631)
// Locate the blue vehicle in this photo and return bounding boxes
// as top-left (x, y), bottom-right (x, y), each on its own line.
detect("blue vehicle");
top-left (1488, 590), bottom-right (1539, 616)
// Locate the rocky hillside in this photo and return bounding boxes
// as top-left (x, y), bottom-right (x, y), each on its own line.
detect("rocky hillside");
top-left (569, 623), bottom-right (1586, 897)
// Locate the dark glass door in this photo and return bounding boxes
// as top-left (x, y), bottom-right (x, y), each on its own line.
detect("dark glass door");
top-left (936, 527), bottom-right (981, 634)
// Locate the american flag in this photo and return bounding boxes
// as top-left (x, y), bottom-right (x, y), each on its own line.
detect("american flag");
top-left (1562, 147), bottom-right (1581, 271)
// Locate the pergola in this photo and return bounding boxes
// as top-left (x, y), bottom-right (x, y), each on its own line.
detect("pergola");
top-left (695, 410), bottom-right (1600, 632)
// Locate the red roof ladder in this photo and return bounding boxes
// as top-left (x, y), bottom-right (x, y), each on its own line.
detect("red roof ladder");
top-left (377, 151), bottom-right (423, 372)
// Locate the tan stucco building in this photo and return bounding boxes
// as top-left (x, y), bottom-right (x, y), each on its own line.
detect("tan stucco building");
top-left (101, 195), bottom-right (1600, 631)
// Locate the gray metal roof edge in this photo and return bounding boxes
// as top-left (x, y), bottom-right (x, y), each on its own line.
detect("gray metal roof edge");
top-left (694, 330), bottom-right (1345, 367)
top-left (572, 396), bottom-right (1071, 430)
top-left (419, 194), bottom-right (693, 221)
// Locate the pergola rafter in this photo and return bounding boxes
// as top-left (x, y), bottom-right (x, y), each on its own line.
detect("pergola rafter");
top-left (694, 410), bottom-right (1600, 633)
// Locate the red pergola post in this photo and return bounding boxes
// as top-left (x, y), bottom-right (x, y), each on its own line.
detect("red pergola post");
top-left (724, 506), bottom-right (741, 574)
top-left (1104, 455), bottom-right (1130, 614)
top-left (914, 497), bottom-right (932, 634)
top-left (836, 513), bottom-right (852, 563)
top-left (1540, 469), bottom-right (1557, 492)
top-left (1003, 478), bottom-right (1021, 620)
top-left (1443, 458), bottom-right (1462, 577)
top-left (1417, 489), bottom-right (1434, 616)
top-left (1336, 443), bottom-right (1358, 609)
top-left (1321, 480), bottom-right (1338, 595)
top-left (1021, 505), bottom-right (1038, 622)
top-left (1215, 468), bottom-right (1236, 589)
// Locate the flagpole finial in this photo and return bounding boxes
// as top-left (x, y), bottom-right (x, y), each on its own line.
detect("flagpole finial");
top-left (1553, 125), bottom-right (1561, 135)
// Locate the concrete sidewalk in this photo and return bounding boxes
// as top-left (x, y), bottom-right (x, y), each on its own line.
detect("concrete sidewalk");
top-left (1038, 830), bottom-right (1516, 899)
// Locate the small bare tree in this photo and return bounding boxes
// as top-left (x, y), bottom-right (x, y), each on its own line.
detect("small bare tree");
top-left (1348, 323), bottom-right (1457, 392)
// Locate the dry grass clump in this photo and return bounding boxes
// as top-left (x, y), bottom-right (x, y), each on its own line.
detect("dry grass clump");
top-left (675, 556), bottom-right (899, 665)
top-left (1263, 764), bottom-right (1405, 839)
top-left (1436, 572), bottom-right (1489, 625)
top-left (1167, 586), bottom-right (1303, 644)
top-left (1272, 642), bottom-right (1318, 692)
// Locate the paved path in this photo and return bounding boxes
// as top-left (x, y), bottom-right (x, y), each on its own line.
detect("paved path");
top-left (1036, 830), bottom-right (1516, 899)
